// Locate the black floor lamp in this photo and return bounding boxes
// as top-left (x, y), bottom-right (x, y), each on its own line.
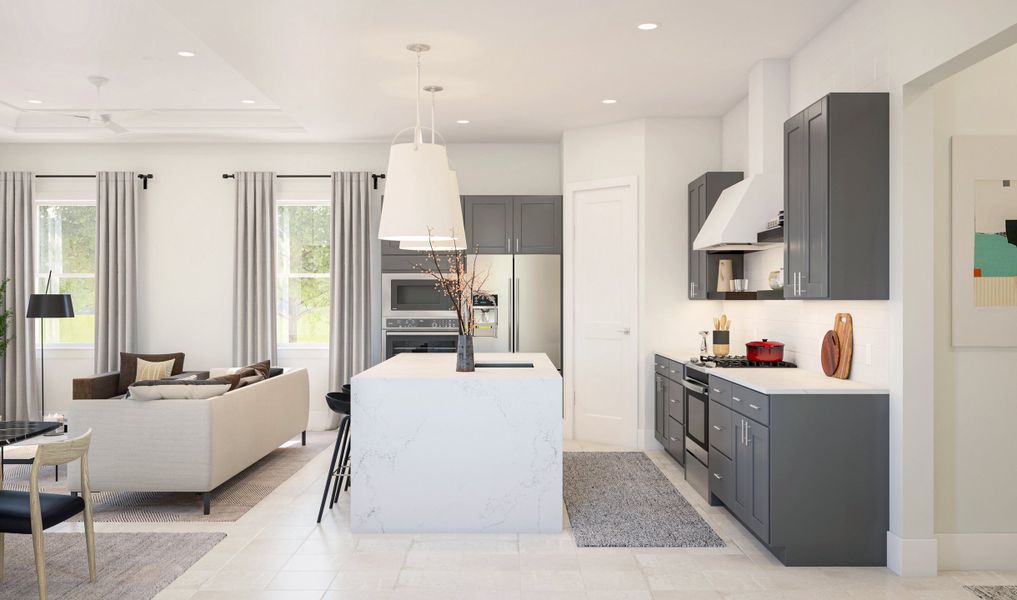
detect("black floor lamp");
top-left (27, 272), bottom-right (74, 421)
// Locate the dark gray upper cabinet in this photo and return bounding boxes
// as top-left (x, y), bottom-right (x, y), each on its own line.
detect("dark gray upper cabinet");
top-left (514, 196), bottom-right (562, 254)
top-left (463, 195), bottom-right (563, 254)
top-left (783, 93), bottom-right (889, 300)
top-left (464, 196), bottom-right (513, 253)
top-left (688, 172), bottom-right (743, 300)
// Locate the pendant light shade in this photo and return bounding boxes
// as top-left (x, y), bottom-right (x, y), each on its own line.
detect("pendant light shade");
top-left (398, 170), bottom-right (467, 251)
top-left (379, 142), bottom-right (462, 241)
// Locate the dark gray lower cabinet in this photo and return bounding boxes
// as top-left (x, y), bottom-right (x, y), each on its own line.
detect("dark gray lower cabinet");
top-left (708, 380), bottom-right (889, 566)
top-left (654, 372), bottom-right (665, 444)
top-left (653, 355), bottom-right (684, 465)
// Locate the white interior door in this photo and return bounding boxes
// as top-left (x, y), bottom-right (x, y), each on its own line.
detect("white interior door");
top-left (565, 177), bottom-right (638, 448)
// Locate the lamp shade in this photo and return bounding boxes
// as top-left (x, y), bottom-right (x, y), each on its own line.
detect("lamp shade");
top-left (26, 294), bottom-right (75, 318)
top-left (379, 142), bottom-right (464, 241)
top-left (398, 170), bottom-right (467, 251)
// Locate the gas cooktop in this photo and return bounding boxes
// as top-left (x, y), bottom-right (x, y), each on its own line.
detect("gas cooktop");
top-left (689, 355), bottom-right (797, 368)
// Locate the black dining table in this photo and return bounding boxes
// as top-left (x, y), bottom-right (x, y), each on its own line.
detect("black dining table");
top-left (0, 421), bottom-right (63, 481)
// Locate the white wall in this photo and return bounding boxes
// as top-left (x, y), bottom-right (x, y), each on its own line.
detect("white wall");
top-left (561, 117), bottom-right (723, 448)
top-left (0, 142), bottom-right (561, 428)
top-left (721, 97), bottom-right (748, 173)
top-left (930, 44), bottom-right (1017, 567)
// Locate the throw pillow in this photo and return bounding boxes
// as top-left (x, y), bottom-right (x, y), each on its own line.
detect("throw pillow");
top-left (135, 358), bottom-right (175, 382)
top-left (118, 352), bottom-right (185, 394)
top-left (244, 359), bottom-right (271, 379)
top-left (210, 367), bottom-right (257, 391)
top-left (237, 372), bottom-right (266, 389)
top-left (128, 380), bottom-right (231, 400)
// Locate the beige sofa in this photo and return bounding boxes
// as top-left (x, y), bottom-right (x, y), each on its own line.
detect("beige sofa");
top-left (67, 367), bottom-right (310, 514)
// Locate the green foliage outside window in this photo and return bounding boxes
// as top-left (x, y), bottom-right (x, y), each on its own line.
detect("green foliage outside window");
top-left (277, 204), bottom-right (331, 344)
top-left (37, 205), bottom-right (97, 344)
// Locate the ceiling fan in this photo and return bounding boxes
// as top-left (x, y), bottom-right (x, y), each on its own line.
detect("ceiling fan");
top-left (19, 75), bottom-right (144, 133)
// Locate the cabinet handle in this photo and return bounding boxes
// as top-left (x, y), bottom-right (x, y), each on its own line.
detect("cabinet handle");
top-left (732, 396), bottom-right (742, 403)
top-left (713, 388), bottom-right (721, 394)
top-left (712, 425), bottom-right (722, 431)
top-left (748, 403), bottom-right (760, 410)
top-left (745, 422), bottom-right (751, 444)
top-left (669, 437), bottom-right (677, 442)
top-left (515, 238), bottom-right (520, 252)
top-left (507, 237), bottom-right (511, 252)
top-left (669, 369), bottom-right (676, 374)
top-left (713, 473), bottom-right (723, 480)
top-left (669, 398), bottom-right (676, 404)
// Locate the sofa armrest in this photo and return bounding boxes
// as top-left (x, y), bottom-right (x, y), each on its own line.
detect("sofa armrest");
top-left (73, 372), bottom-right (121, 399)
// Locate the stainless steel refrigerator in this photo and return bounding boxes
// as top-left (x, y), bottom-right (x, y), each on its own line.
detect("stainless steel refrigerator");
top-left (468, 254), bottom-right (561, 369)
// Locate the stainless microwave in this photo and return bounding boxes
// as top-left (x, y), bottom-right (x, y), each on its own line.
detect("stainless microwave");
top-left (382, 273), bottom-right (457, 318)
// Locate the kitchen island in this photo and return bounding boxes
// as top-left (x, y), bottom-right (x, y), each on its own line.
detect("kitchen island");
top-left (350, 352), bottom-right (562, 533)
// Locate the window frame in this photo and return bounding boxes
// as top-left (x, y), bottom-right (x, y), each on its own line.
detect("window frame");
top-left (275, 197), bottom-right (332, 349)
top-left (33, 197), bottom-right (98, 349)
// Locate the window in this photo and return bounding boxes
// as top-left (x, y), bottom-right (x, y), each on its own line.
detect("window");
top-left (36, 202), bottom-right (97, 345)
top-left (276, 201), bottom-right (331, 345)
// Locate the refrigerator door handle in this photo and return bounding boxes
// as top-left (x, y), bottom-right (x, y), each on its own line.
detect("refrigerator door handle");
top-left (508, 277), bottom-right (515, 352)
top-left (514, 277), bottom-right (521, 351)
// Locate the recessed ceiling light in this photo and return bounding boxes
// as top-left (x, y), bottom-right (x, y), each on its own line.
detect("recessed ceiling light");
top-left (177, 51), bottom-right (196, 57)
top-left (26, 99), bottom-right (42, 104)
top-left (241, 99), bottom-right (256, 104)
top-left (602, 99), bottom-right (617, 104)
top-left (637, 23), bottom-right (659, 30)
top-left (456, 119), bottom-right (470, 124)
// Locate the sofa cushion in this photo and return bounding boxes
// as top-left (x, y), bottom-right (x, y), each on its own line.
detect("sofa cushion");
top-left (128, 380), bottom-right (231, 400)
top-left (136, 358), bottom-right (175, 382)
top-left (237, 373), bottom-right (266, 389)
top-left (118, 352), bottom-right (185, 394)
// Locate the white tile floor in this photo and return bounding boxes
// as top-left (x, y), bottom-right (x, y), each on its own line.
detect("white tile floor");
top-left (45, 439), bottom-right (1014, 599)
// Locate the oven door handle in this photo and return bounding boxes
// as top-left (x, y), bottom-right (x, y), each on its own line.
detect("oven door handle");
top-left (384, 331), bottom-right (457, 336)
top-left (679, 379), bottom-right (707, 395)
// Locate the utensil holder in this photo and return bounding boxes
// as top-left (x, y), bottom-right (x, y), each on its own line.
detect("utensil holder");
top-left (712, 330), bottom-right (730, 357)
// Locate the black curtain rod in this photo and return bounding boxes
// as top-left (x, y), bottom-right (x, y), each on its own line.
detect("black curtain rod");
top-left (221, 173), bottom-right (387, 189)
top-left (36, 173), bottom-right (155, 190)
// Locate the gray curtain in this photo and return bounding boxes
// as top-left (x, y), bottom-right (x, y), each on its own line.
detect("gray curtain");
top-left (329, 172), bottom-right (372, 395)
top-left (94, 171), bottom-right (139, 373)
top-left (233, 172), bottom-right (277, 365)
top-left (0, 172), bottom-right (37, 420)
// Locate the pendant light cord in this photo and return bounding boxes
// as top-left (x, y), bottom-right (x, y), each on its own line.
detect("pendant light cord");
top-left (430, 88), bottom-right (436, 144)
top-left (415, 50), bottom-right (422, 147)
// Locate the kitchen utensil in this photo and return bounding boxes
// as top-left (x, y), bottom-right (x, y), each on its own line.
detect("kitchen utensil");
top-left (746, 339), bottom-right (784, 362)
top-left (720, 314), bottom-right (728, 330)
top-left (832, 313), bottom-right (853, 379)
top-left (731, 279), bottom-right (749, 292)
top-left (821, 330), bottom-right (841, 376)
top-left (713, 317), bottom-right (720, 331)
top-left (768, 269), bottom-right (784, 290)
top-left (712, 330), bottom-right (730, 357)
top-left (717, 260), bottom-right (734, 293)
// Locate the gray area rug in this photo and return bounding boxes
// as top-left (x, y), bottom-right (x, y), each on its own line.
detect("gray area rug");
top-left (563, 452), bottom-right (724, 548)
top-left (3, 432), bottom-right (332, 522)
top-left (967, 586), bottom-right (1017, 599)
top-left (0, 531), bottom-right (224, 600)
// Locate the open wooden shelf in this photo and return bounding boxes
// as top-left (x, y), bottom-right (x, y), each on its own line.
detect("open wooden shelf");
top-left (706, 289), bottom-right (785, 301)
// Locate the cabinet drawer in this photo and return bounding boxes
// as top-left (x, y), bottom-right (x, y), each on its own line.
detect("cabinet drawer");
top-left (665, 417), bottom-right (684, 464)
top-left (708, 447), bottom-right (734, 505)
top-left (709, 401), bottom-right (735, 459)
top-left (666, 380), bottom-right (684, 423)
top-left (665, 360), bottom-right (683, 380)
top-left (708, 376), bottom-right (732, 408)
top-left (730, 384), bottom-right (769, 425)
top-left (654, 355), bottom-right (668, 375)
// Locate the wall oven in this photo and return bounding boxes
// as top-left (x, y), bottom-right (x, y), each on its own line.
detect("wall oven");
top-left (382, 317), bottom-right (460, 360)
top-left (382, 273), bottom-right (456, 318)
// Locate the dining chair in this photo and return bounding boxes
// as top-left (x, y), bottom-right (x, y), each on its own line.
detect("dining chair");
top-left (0, 430), bottom-right (95, 600)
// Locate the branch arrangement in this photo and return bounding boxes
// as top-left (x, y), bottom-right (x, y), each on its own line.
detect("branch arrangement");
top-left (414, 231), bottom-right (490, 336)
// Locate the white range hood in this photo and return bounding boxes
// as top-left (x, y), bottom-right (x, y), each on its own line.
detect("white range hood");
top-left (693, 59), bottom-right (787, 253)
top-left (692, 174), bottom-right (781, 252)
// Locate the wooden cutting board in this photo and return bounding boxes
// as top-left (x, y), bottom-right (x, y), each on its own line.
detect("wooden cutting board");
top-left (821, 330), bottom-right (840, 376)
top-left (832, 313), bottom-right (853, 379)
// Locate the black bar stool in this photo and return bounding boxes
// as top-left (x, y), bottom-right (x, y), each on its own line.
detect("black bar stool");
top-left (316, 385), bottom-right (351, 523)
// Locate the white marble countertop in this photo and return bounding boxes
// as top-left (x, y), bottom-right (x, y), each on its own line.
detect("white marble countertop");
top-left (356, 352), bottom-right (561, 381)
top-left (655, 349), bottom-right (888, 395)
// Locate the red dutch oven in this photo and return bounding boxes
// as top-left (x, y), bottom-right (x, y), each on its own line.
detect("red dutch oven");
top-left (746, 339), bottom-right (785, 362)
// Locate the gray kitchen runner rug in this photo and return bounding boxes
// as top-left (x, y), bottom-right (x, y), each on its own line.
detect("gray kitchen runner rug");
top-left (967, 586), bottom-right (1017, 599)
top-left (2, 432), bottom-right (332, 522)
top-left (0, 531), bottom-right (224, 600)
top-left (563, 452), bottom-right (724, 547)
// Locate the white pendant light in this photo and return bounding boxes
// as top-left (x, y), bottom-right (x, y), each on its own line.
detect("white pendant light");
top-left (378, 44), bottom-right (465, 242)
top-left (400, 85), bottom-right (466, 251)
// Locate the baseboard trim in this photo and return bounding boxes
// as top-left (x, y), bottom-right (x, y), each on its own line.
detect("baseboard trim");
top-left (638, 428), bottom-right (664, 451)
top-left (937, 533), bottom-right (1017, 570)
top-left (887, 531), bottom-right (938, 576)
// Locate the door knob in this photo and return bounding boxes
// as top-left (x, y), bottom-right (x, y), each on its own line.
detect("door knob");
top-left (618, 327), bottom-right (631, 335)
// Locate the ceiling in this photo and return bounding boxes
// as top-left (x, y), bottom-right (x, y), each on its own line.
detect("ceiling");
top-left (0, 0), bottom-right (853, 143)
